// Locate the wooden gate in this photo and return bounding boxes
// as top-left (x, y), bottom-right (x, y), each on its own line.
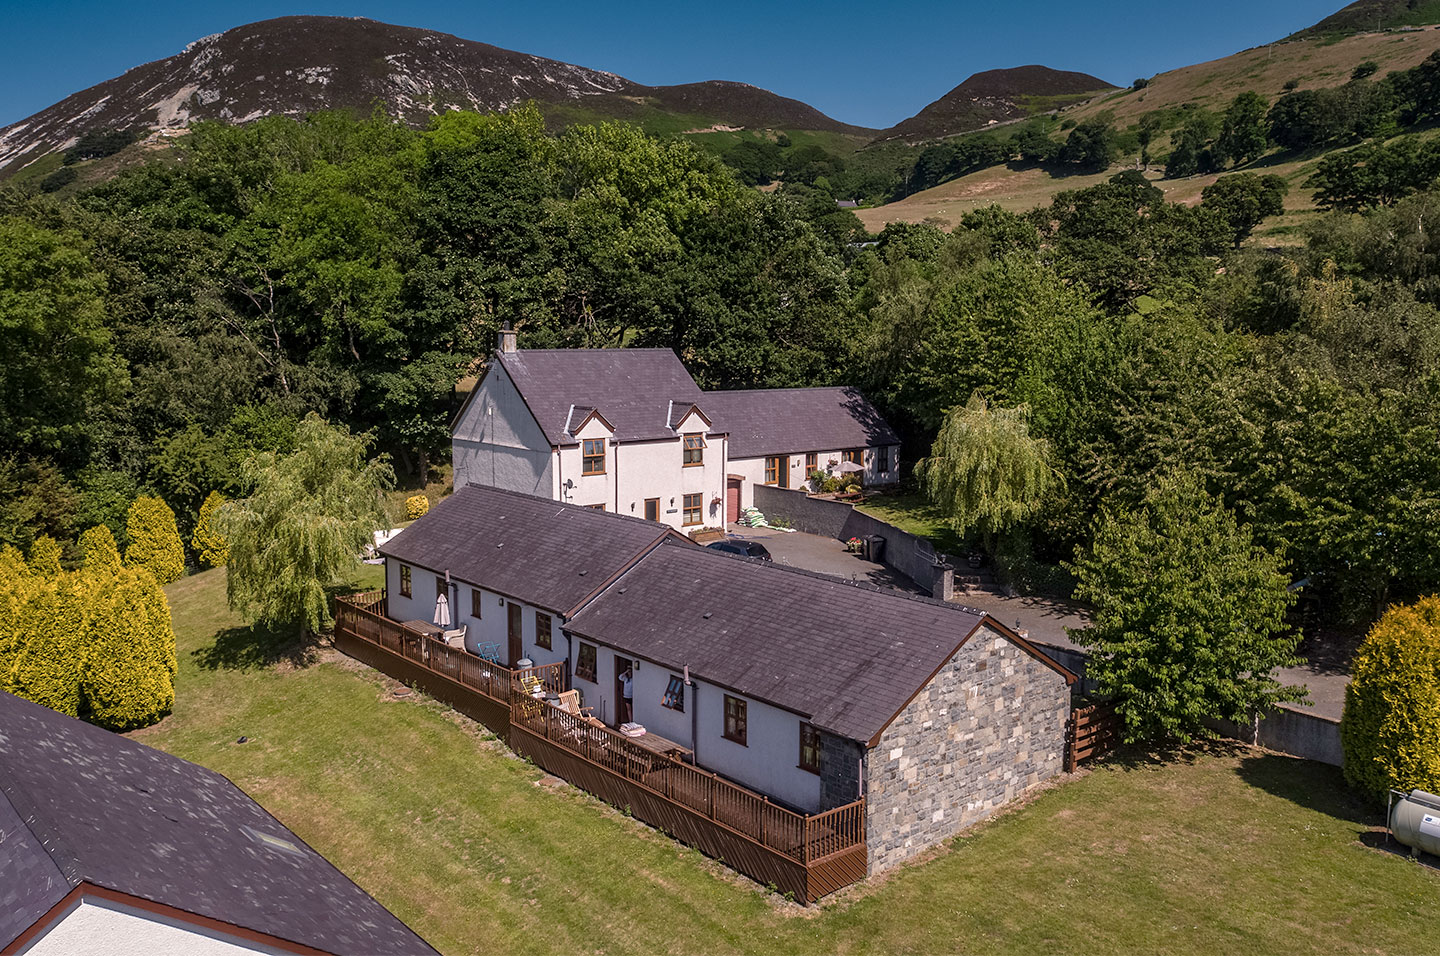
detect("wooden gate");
top-left (1066, 702), bottom-right (1121, 772)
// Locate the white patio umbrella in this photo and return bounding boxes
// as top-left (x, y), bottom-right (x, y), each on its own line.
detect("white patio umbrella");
top-left (433, 592), bottom-right (451, 629)
top-left (836, 460), bottom-right (864, 473)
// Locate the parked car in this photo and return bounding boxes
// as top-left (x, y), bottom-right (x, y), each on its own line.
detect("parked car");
top-left (706, 539), bottom-right (772, 561)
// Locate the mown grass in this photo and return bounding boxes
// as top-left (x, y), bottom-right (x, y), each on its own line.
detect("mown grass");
top-left (856, 489), bottom-right (967, 556)
top-left (136, 567), bottom-right (1440, 956)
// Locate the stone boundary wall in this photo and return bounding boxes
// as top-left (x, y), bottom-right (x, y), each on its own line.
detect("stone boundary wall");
top-left (754, 485), bottom-right (953, 599)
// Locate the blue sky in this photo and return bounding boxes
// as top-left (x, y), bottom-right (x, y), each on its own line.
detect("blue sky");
top-left (0, 1), bottom-right (1350, 129)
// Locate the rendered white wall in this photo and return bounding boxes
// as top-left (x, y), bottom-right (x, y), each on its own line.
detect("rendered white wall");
top-left (452, 362), bottom-right (554, 496)
top-left (731, 444), bottom-right (901, 513)
top-left (21, 897), bottom-right (288, 956)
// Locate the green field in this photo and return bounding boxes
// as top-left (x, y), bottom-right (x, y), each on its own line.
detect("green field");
top-left (135, 567), bottom-right (1440, 956)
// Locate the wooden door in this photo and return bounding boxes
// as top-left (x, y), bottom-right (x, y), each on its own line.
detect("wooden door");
top-left (507, 602), bottom-right (523, 665)
top-left (725, 479), bottom-right (741, 525)
top-left (644, 498), bottom-right (659, 522)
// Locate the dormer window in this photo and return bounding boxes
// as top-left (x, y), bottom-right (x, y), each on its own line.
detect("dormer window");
top-left (683, 433), bottom-right (706, 466)
top-left (582, 439), bottom-right (606, 475)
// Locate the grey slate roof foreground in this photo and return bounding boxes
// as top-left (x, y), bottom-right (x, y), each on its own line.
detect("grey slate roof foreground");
top-left (568, 540), bottom-right (1010, 744)
top-left (0, 691), bottom-right (437, 955)
top-left (703, 386), bottom-right (900, 459)
top-left (496, 347), bottom-right (709, 445)
top-left (380, 483), bottom-right (680, 615)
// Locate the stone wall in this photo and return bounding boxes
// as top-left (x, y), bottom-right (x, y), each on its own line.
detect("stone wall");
top-left (753, 484), bottom-right (954, 599)
top-left (819, 733), bottom-right (864, 809)
top-left (864, 625), bottom-right (1070, 874)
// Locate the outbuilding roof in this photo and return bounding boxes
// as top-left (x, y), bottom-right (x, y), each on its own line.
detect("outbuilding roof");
top-left (379, 484), bottom-right (684, 616)
top-left (0, 691), bottom-right (436, 955)
top-left (566, 541), bottom-right (1072, 745)
top-left (495, 348), bottom-right (711, 445)
top-left (705, 386), bottom-right (900, 459)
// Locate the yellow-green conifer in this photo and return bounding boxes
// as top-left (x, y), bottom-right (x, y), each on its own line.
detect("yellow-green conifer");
top-left (81, 567), bottom-right (176, 730)
top-left (125, 495), bottom-right (185, 585)
top-left (191, 491), bottom-right (230, 567)
top-left (79, 525), bottom-right (122, 574)
top-left (0, 546), bottom-right (38, 677)
top-left (8, 574), bottom-right (91, 715)
top-left (28, 535), bottom-right (62, 576)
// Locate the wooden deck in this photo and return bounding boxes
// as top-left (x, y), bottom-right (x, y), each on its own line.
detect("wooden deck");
top-left (333, 590), bottom-right (868, 902)
top-left (334, 592), bottom-right (564, 739)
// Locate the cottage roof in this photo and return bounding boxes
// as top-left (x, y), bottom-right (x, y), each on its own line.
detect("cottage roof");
top-left (704, 387), bottom-right (900, 459)
top-left (566, 541), bottom-right (1071, 745)
top-left (379, 484), bottom-right (684, 616)
top-left (496, 348), bottom-right (711, 445)
top-left (0, 691), bottom-right (436, 955)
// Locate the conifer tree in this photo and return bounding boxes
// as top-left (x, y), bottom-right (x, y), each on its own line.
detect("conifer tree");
top-left (7, 575), bottom-right (91, 715)
top-left (191, 491), bottom-right (230, 568)
top-left (28, 535), bottom-right (62, 576)
top-left (125, 495), bottom-right (185, 584)
top-left (78, 524), bottom-right (122, 574)
top-left (0, 546), bottom-right (37, 677)
top-left (81, 567), bottom-right (176, 730)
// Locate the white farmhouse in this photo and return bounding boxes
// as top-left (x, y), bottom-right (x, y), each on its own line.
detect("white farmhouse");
top-left (453, 325), bottom-right (899, 529)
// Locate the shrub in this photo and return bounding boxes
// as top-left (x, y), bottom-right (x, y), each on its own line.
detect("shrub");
top-left (8, 575), bottom-right (91, 715)
top-left (28, 535), bottom-right (62, 575)
top-left (1352, 61), bottom-right (1379, 80)
top-left (81, 567), bottom-right (176, 730)
top-left (191, 491), bottom-right (230, 567)
top-left (125, 495), bottom-right (185, 584)
top-left (78, 524), bottom-right (122, 574)
top-left (405, 494), bottom-right (430, 520)
top-left (0, 546), bottom-right (38, 675)
top-left (1341, 596), bottom-right (1440, 797)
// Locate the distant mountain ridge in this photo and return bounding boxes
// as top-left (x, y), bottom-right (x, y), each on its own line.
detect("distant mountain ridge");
top-left (1289, 0), bottom-right (1440, 38)
top-left (0, 16), bottom-right (873, 174)
top-left (871, 65), bottom-right (1116, 144)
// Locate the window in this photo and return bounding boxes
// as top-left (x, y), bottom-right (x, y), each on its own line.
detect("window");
top-left (399, 565), bottom-right (412, 598)
top-left (470, 588), bottom-right (483, 619)
top-left (582, 439), bottom-right (606, 475)
top-left (805, 452), bottom-right (818, 472)
top-left (682, 493), bottom-right (703, 526)
top-left (723, 695), bottom-right (747, 746)
top-left (843, 449), bottom-right (863, 466)
top-left (644, 498), bottom-right (659, 522)
top-left (877, 445), bottom-right (891, 474)
top-left (435, 574), bottom-right (446, 600)
top-left (585, 503), bottom-right (606, 511)
top-left (662, 675), bottom-right (685, 712)
top-left (575, 642), bottom-right (597, 682)
top-left (799, 722), bottom-right (822, 774)
top-left (764, 456), bottom-right (788, 488)
top-left (683, 433), bottom-right (706, 466)
top-left (535, 612), bottom-right (552, 650)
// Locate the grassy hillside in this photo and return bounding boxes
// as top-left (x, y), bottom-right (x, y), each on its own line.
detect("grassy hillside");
top-left (1066, 28), bottom-right (1440, 128)
top-left (1291, 0), bottom-right (1440, 38)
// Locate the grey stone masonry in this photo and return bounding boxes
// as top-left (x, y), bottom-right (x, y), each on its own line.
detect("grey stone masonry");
top-left (863, 624), bottom-right (1069, 874)
top-left (819, 733), bottom-right (864, 809)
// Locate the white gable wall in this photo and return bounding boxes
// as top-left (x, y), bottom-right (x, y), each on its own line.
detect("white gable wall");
top-left (20, 896), bottom-right (289, 956)
top-left (453, 363), bottom-right (555, 497)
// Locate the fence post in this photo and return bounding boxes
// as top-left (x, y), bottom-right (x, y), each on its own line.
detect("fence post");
top-left (761, 797), bottom-right (768, 846)
top-left (545, 702), bottom-right (552, 740)
top-left (708, 775), bottom-right (716, 819)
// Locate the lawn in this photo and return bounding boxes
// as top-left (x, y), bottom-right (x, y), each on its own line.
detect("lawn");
top-left (856, 488), bottom-right (966, 556)
top-left (136, 567), bottom-right (1440, 956)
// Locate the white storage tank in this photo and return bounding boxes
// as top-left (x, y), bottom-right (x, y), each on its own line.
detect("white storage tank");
top-left (1389, 790), bottom-right (1440, 857)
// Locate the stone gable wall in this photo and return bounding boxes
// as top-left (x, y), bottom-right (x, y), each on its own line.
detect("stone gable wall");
top-left (864, 625), bottom-right (1069, 873)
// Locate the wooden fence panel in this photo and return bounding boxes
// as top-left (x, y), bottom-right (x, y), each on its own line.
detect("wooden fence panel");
top-left (1066, 702), bottom-right (1121, 772)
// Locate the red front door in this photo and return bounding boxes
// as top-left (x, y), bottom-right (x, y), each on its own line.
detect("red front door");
top-left (726, 478), bottom-right (741, 525)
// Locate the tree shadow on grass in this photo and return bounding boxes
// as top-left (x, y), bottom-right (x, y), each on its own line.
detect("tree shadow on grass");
top-left (192, 620), bottom-right (317, 672)
top-left (1234, 751), bottom-right (1380, 829)
top-left (1102, 736), bottom-right (1253, 771)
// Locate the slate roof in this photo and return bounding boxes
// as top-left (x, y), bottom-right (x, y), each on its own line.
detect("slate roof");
top-left (380, 484), bottom-right (682, 615)
top-left (705, 386), bottom-right (900, 459)
top-left (566, 541), bottom-right (1070, 745)
top-left (0, 691), bottom-right (436, 955)
top-left (496, 348), bottom-right (710, 445)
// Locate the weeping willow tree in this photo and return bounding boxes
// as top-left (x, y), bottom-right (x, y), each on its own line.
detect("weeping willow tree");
top-left (918, 393), bottom-right (1059, 555)
top-left (219, 414), bottom-right (394, 638)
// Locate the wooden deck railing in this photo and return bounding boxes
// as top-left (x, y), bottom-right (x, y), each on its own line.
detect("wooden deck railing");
top-left (511, 693), bottom-right (864, 867)
top-left (334, 592), bottom-right (566, 703)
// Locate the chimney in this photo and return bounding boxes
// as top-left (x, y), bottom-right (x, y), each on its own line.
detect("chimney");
top-left (498, 320), bottom-right (517, 354)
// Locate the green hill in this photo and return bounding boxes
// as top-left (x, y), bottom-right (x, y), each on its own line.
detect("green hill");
top-left (1290, 0), bottom-right (1440, 38)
